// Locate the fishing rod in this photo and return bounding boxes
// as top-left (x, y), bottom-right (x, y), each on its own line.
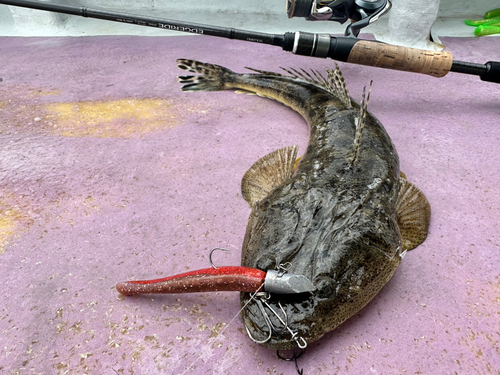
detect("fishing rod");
top-left (1, 0), bottom-right (499, 83)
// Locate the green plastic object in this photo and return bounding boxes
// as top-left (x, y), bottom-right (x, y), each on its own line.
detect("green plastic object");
top-left (474, 24), bottom-right (500, 36)
top-left (464, 16), bottom-right (500, 26)
top-left (464, 9), bottom-right (500, 36)
top-left (484, 8), bottom-right (500, 19)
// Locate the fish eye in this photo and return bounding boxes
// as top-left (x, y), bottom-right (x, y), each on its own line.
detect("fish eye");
top-left (314, 275), bottom-right (335, 299)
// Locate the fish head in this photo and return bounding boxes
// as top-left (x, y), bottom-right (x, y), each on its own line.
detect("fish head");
top-left (240, 202), bottom-right (403, 350)
top-left (240, 242), bottom-right (402, 350)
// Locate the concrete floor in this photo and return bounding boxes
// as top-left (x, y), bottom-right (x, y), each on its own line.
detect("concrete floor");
top-left (0, 35), bottom-right (499, 374)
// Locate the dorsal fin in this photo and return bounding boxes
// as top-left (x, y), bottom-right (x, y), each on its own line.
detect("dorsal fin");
top-left (396, 178), bottom-right (431, 251)
top-left (241, 145), bottom-right (298, 207)
top-left (280, 64), bottom-right (352, 108)
top-left (280, 66), bottom-right (326, 88)
top-left (326, 64), bottom-right (351, 108)
top-left (350, 81), bottom-right (373, 165)
top-left (244, 64), bottom-right (352, 107)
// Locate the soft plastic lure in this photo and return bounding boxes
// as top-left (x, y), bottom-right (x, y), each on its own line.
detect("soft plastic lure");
top-left (464, 8), bottom-right (500, 36)
top-left (464, 17), bottom-right (500, 27)
top-left (485, 8), bottom-right (500, 19)
top-left (116, 266), bottom-right (316, 296)
top-left (474, 25), bottom-right (500, 37)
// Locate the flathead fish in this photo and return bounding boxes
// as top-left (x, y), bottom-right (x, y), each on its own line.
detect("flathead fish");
top-left (175, 59), bottom-right (431, 350)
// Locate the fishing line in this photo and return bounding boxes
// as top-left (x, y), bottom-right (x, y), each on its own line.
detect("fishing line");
top-left (2, 0), bottom-right (499, 83)
top-left (179, 283), bottom-right (264, 375)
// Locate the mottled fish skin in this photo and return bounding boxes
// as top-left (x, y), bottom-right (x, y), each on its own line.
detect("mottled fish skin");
top-left (177, 59), bottom-right (430, 350)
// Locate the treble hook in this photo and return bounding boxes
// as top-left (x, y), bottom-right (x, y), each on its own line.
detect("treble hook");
top-left (244, 290), bottom-right (307, 351)
top-left (277, 346), bottom-right (305, 375)
top-left (261, 298), bottom-right (289, 334)
top-left (244, 292), bottom-right (273, 343)
top-left (208, 247), bottom-right (231, 269)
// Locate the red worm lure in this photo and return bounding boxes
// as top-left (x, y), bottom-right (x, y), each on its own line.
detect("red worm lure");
top-left (116, 266), bottom-right (316, 296)
top-left (116, 266), bottom-right (266, 296)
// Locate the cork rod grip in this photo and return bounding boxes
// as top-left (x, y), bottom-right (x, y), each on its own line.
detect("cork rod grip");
top-left (346, 40), bottom-right (453, 78)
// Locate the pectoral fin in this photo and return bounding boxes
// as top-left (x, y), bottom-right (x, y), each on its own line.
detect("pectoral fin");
top-left (396, 178), bottom-right (431, 251)
top-left (241, 145), bottom-right (298, 207)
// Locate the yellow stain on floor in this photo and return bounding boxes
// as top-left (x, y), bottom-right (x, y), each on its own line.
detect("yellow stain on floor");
top-left (0, 212), bottom-right (18, 254)
top-left (0, 190), bottom-right (34, 254)
top-left (0, 190), bottom-right (107, 253)
top-left (44, 98), bottom-right (179, 138)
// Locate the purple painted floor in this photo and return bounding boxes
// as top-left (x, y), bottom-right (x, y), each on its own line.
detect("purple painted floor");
top-left (0, 35), bottom-right (499, 374)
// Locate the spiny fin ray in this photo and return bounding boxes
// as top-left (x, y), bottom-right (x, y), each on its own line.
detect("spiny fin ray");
top-left (278, 64), bottom-right (351, 107)
top-left (327, 65), bottom-right (352, 108)
top-left (350, 81), bottom-right (373, 165)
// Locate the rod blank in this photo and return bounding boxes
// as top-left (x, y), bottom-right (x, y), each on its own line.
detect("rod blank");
top-left (1, 0), bottom-right (499, 83)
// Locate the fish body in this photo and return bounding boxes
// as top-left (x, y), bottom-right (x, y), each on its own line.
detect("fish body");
top-left (177, 59), bottom-right (430, 350)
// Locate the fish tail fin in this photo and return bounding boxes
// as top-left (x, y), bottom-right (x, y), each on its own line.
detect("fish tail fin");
top-left (177, 59), bottom-right (235, 92)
